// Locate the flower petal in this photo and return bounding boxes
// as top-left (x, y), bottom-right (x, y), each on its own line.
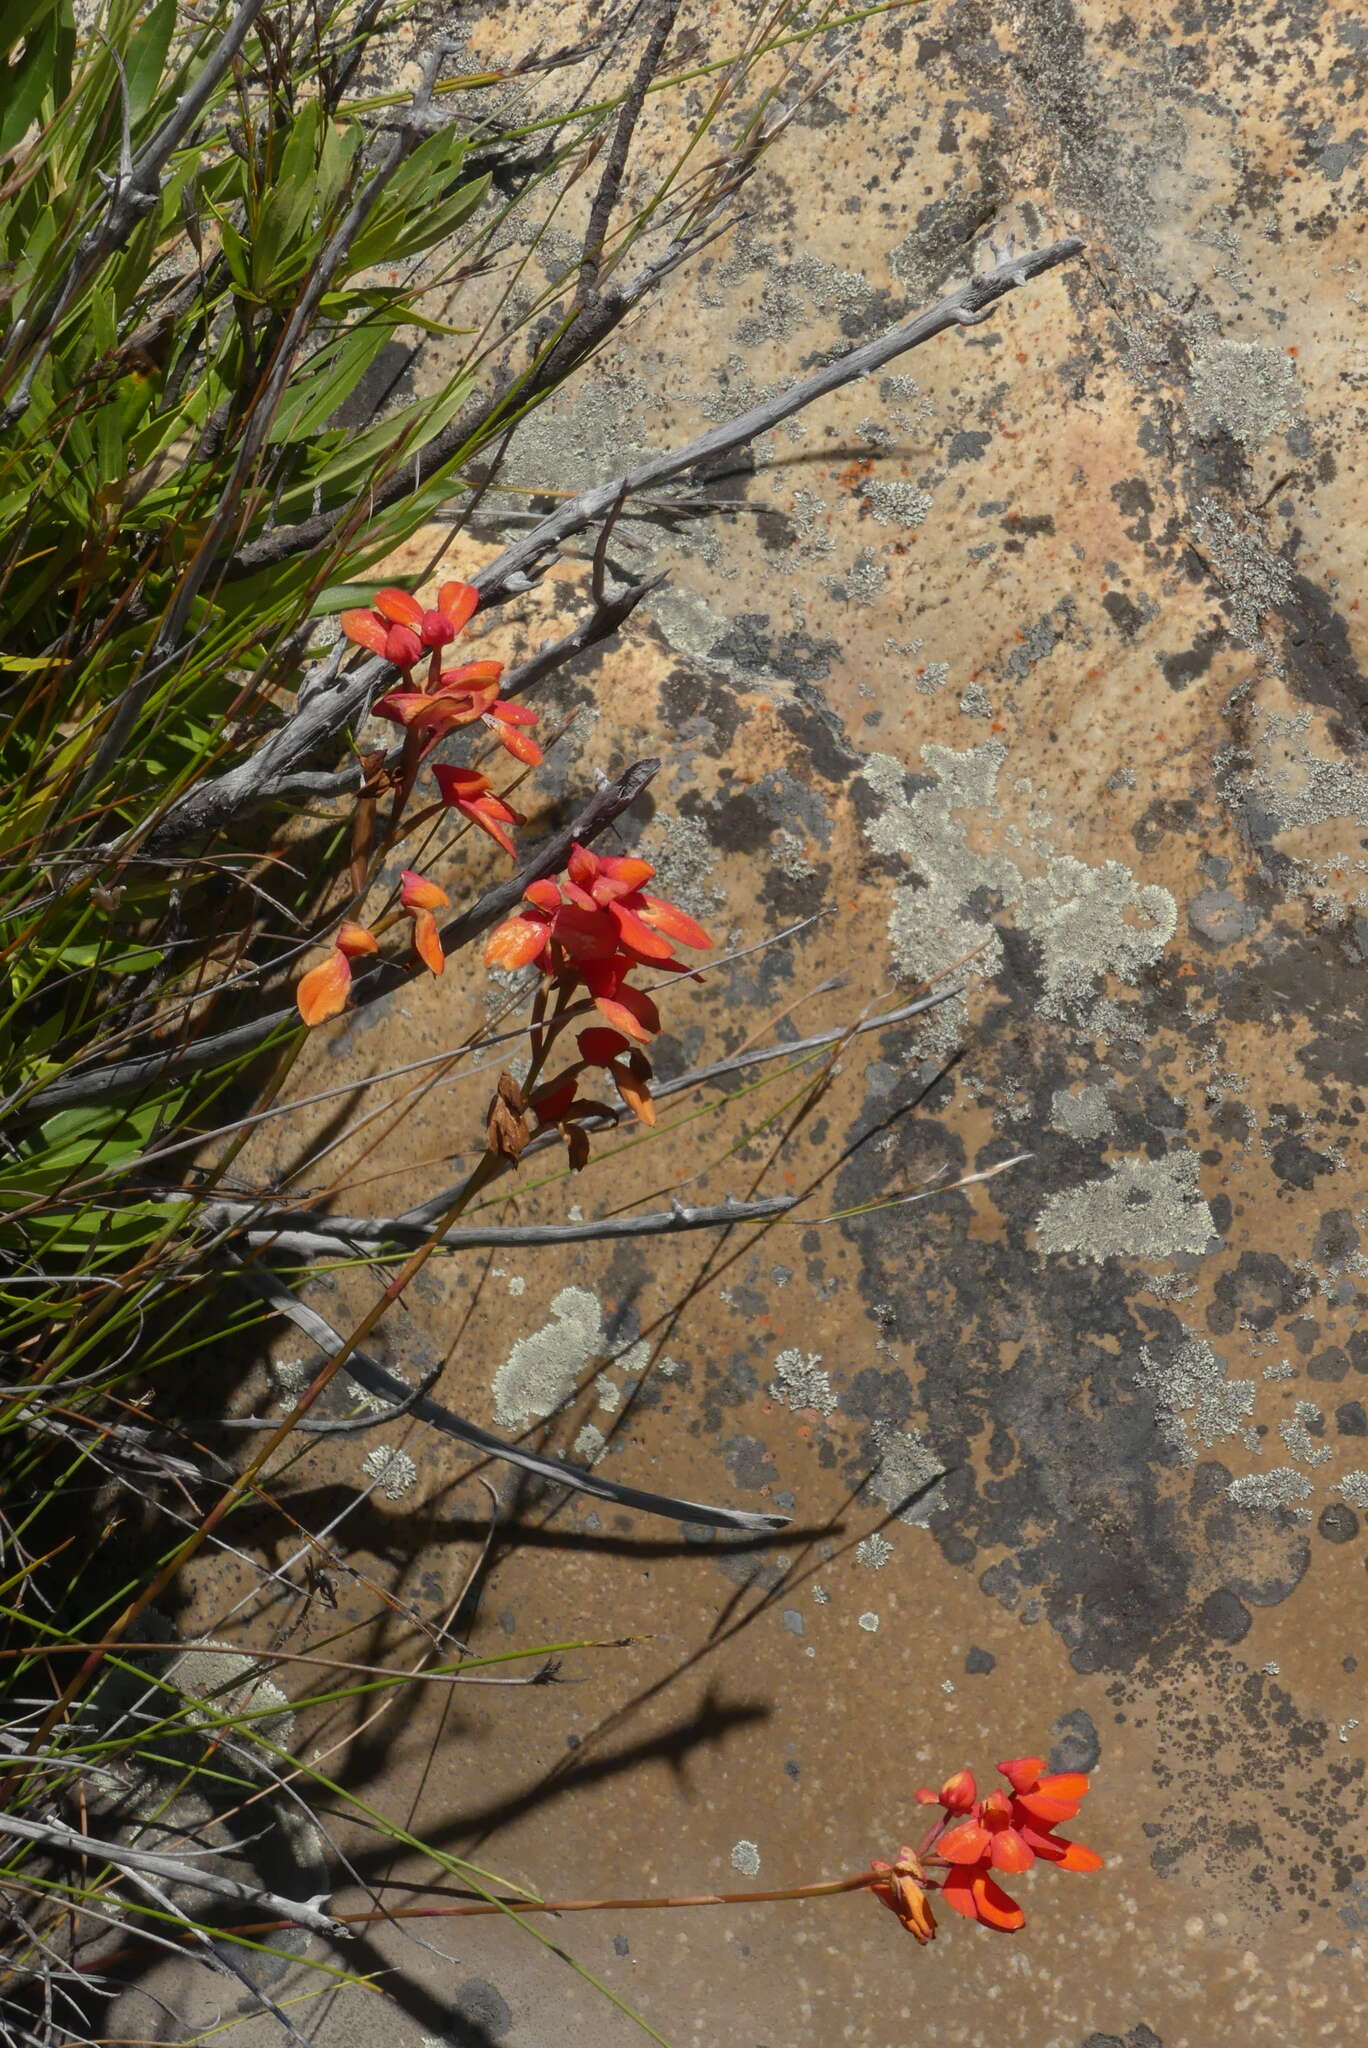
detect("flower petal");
top-left (340, 609), bottom-right (390, 655)
top-left (336, 921), bottom-right (378, 957)
top-left (612, 1059), bottom-right (655, 1124)
top-left (939, 1769), bottom-right (978, 1812)
top-left (296, 950), bottom-right (351, 1026)
top-left (638, 892), bottom-right (712, 950)
top-left (588, 981), bottom-right (660, 1041)
top-left (610, 900), bottom-right (676, 960)
top-left (485, 917), bottom-right (549, 970)
top-left (411, 908), bottom-right (445, 975)
top-left (989, 1828), bottom-right (1035, 1874)
top-left (1014, 1789), bottom-right (1082, 1826)
top-left (936, 1821), bottom-right (991, 1864)
top-left (997, 1757), bottom-right (1047, 1792)
top-left (433, 763), bottom-right (488, 803)
top-left (577, 1026), bottom-right (631, 1066)
top-left (486, 715), bottom-right (542, 765)
top-left (466, 799), bottom-right (519, 857)
top-left (373, 587), bottom-right (424, 626)
top-left (437, 580), bottom-right (479, 634)
top-left (970, 1872), bottom-right (1026, 1932)
top-left (400, 868), bottom-right (449, 911)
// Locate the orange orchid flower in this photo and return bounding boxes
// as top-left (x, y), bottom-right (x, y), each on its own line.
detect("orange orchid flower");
top-left (341, 581), bottom-right (479, 674)
top-left (925, 1754), bottom-right (1101, 1932)
top-left (399, 868), bottom-right (448, 976)
top-left (576, 1025), bottom-right (655, 1124)
top-left (296, 920), bottom-right (379, 1027)
top-left (432, 764), bottom-right (523, 857)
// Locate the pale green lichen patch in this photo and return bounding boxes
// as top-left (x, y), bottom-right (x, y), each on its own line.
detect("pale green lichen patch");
top-left (1035, 1152), bottom-right (1218, 1263)
top-left (1136, 1333), bottom-right (1257, 1462)
top-left (862, 743), bottom-right (1177, 1035)
top-left (867, 1423), bottom-right (945, 1524)
top-left (491, 1285), bottom-right (604, 1428)
top-left (769, 1348), bottom-right (836, 1416)
top-left (1188, 338), bottom-right (1302, 449)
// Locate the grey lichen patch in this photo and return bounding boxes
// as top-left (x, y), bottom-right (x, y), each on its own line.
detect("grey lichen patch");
top-left (769, 1348), bottom-right (837, 1416)
top-left (1230, 715), bottom-right (1368, 838)
top-left (855, 1532), bottom-right (894, 1569)
top-left (1188, 338), bottom-right (1301, 449)
top-left (491, 1286), bottom-right (603, 1428)
top-left (1279, 1402), bottom-right (1331, 1467)
top-left (729, 1839), bottom-right (761, 1877)
top-left (958, 681), bottom-right (993, 719)
top-left (1334, 1470), bottom-right (1368, 1510)
top-left (168, 1643), bottom-right (295, 1750)
top-left (1189, 887), bottom-right (1257, 946)
top-left (1193, 498), bottom-right (1295, 648)
top-left (867, 1423), bottom-right (946, 1525)
top-left (572, 1422), bottom-right (607, 1465)
top-left (862, 743), bottom-right (1176, 1038)
top-left (361, 1444), bottom-right (418, 1500)
top-left (644, 581), bottom-right (734, 666)
top-left (857, 1611), bottom-right (881, 1632)
top-left (636, 812), bottom-right (727, 922)
top-left (1227, 1467), bottom-right (1314, 1511)
top-left (863, 479), bottom-right (932, 527)
top-left (1050, 1084), bottom-right (1114, 1140)
top-left (1035, 1152), bottom-right (1218, 1263)
top-left (1019, 857), bottom-right (1177, 1020)
top-left (1136, 1333), bottom-right (1257, 1463)
top-left (828, 547), bottom-right (888, 607)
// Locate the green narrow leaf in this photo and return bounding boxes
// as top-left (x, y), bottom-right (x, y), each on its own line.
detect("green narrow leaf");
top-left (252, 98), bottom-right (322, 292)
top-left (122, 0), bottom-right (176, 125)
top-left (268, 320), bottom-right (398, 443)
top-left (0, 14), bottom-right (58, 156)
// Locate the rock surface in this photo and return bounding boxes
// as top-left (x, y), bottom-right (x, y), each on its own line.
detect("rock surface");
top-left (137, 4), bottom-right (1368, 2043)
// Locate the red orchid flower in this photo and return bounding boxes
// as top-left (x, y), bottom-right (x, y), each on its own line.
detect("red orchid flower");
top-left (915, 1769), bottom-right (978, 1813)
top-left (399, 868), bottom-right (448, 976)
top-left (432, 764), bottom-right (523, 857)
top-left (373, 657), bottom-right (542, 768)
top-left (296, 919), bottom-right (378, 1027)
top-left (483, 878), bottom-right (621, 974)
top-left (563, 841), bottom-right (712, 960)
top-left (576, 1024), bottom-right (655, 1124)
top-left (929, 1756), bottom-right (1100, 1932)
top-left (483, 850), bottom-right (711, 983)
top-left (372, 659), bottom-right (506, 735)
top-left (341, 581), bottom-right (479, 675)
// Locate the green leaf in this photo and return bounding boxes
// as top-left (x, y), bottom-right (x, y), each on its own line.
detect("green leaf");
top-left (276, 370), bottom-right (474, 512)
top-left (123, 0), bottom-right (176, 125)
top-left (344, 125), bottom-right (483, 273)
top-left (252, 99), bottom-right (322, 293)
top-left (268, 320), bottom-right (397, 444)
top-left (0, 11), bottom-right (59, 157)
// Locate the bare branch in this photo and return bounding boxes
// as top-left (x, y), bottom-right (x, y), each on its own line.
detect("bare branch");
top-left (231, 1259), bottom-right (788, 1534)
top-left (473, 235), bottom-right (1086, 606)
top-left (204, 1192), bottom-right (798, 1261)
top-left (577, 2), bottom-right (681, 311)
top-left (0, 1810), bottom-right (346, 1941)
top-left (155, 234), bottom-right (1082, 842)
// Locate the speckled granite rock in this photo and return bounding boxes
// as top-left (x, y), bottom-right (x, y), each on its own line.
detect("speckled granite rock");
top-left (144, 5), bottom-right (1368, 2044)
